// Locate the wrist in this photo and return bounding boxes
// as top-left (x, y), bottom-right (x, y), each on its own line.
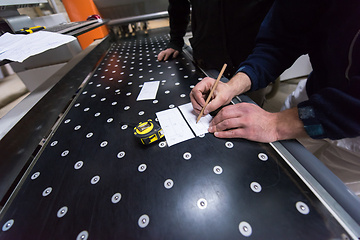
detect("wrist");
top-left (275, 108), bottom-right (308, 141)
top-left (227, 72), bottom-right (252, 97)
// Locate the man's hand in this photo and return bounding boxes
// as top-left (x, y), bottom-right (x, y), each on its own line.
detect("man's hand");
top-left (190, 72), bottom-right (252, 116)
top-left (157, 48), bottom-right (179, 61)
top-left (190, 77), bottom-right (237, 115)
top-left (208, 104), bottom-right (308, 143)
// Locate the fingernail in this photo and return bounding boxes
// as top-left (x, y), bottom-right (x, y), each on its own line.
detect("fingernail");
top-left (208, 126), bottom-right (214, 133)
top-left (214, 132), bottom-right (218, 137)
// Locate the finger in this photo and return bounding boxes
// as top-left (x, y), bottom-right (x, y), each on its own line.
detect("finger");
top-left (203, 97), bottom-right (225, 115)
top-left (157, 51), bottom-right (165, 61)
top-left (163, 52), bottom-right (170, 61)
top-left (158, 49), bottom-right (174, 61)
top-left (173, 50), bottom-right (179, 58)
top-left (190, 87), bottom-right (208, 110)
top-left (192, 77), bottom-right (216, 98)
top-left (208, 116), bottom-right (245, 133)
top-left (200, 78), bottom-right (228, 115)
top-left (210, 105), bottom-right (242, 127)
top-left (190, 78), bottom-right (217, 115)
top-left (213, 128), bottom-right (248, 139)
top-left (190, 91), bottom-right (203, 113)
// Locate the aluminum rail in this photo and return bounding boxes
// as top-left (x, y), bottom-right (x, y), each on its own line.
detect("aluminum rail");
top-left (108, 11), bottom-right (169, 26)
top-left (271, 141), bottom-right (360, 239)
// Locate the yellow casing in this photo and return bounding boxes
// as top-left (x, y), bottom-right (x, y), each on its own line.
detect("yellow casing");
top-left (134, 119), bottom-right (164, 145)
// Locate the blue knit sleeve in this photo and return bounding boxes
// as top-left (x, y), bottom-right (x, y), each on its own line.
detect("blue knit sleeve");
top-left (236, 0), bottom-right (325, 91)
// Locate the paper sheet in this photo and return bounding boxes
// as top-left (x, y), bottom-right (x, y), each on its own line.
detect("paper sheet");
top-left (156, 108), bottom-right (195, 147)
top-left (178, 103), bottom-right (212, 136)
top-left (0, 31), bottom-right (76, 62)
top-left (136, 81), bottom-right (160, 101)
top-left (0, 33), bottom-right (24, 54)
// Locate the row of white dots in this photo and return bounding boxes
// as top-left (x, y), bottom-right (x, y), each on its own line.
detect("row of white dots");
top-left (50, 141), bottom-right (270, 195)
top-left (3, 192), bottom-right (309, 239)
top-left (2, 35), bottom-right (315, 239)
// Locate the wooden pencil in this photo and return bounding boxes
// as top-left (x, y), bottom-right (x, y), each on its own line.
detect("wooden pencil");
top-left (196, 63), bottom-right (227, 123)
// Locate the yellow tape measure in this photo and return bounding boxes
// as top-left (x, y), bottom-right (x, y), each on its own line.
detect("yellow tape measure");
top-left (15, 26), bottom-right (46, 34)
top-left (134, 119), bottom-right (164, 145)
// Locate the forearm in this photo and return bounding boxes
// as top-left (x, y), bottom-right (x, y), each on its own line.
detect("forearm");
top-left (226, 72), bottom-right (252, 97)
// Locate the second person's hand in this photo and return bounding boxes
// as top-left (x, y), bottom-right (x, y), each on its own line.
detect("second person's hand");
top-left (157, 48), bottom-right (179, 61)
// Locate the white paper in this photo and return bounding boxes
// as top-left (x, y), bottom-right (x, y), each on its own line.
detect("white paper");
top-left (0, 33), bottom-right (24, 54)
top-left (178, 102), bottom-right (212, 136)
top-left (156, 108), bottom-right (195, 147)
top-left (0, 31), bottom-right (76, 62)
top-left (136, 81), bottom-right (160, 101)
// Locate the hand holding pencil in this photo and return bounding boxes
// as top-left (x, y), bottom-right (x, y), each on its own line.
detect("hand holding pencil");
top-left (190, 63), bottom-right (253, 122)
top-left (190, 64), bottom-right (236, 121)
top-left (195, 64), bottom-right (227, 123)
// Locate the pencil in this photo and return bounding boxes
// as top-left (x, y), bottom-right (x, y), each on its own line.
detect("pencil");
top-left (196, 63), bottom-right (227, 123)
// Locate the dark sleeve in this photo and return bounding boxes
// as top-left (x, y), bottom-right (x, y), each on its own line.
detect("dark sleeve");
top-left (167, 0), bottom-right (190, 52)
top-left (298, 28), bottom-right (360, 140)
top-left (237, 0), bottom-right (360, 140)
top-left (297, 82), bottom-right (360, 140)
top-left (236, 0), bottom-right (326, 91)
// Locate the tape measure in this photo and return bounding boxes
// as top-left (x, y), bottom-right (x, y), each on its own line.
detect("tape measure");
top-left (134, 119), bottom-right (164, 145)
top-left (15, 26), bottom-right (46, 34)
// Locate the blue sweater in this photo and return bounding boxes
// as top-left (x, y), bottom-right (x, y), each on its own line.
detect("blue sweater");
top-left (238, 0), bottom-right (360, 140)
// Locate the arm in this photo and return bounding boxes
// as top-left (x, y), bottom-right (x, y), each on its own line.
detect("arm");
top-left (191, 0), bottom-right (326, 114)
top-left (238, 0), bottom-right (326, 91)
top-left (192, 0), bottom-right (360, 142)
top-left (295, 3), bottom-right (360, 140)
top-left (298, 83), bottom-right (360, 140)
top-left (190, 73), bottom-right (309, 143)
top-left (241, 0), bottom-right (360, 140)
top-left (158, 0), bottom-right (190, 61)
top-left (167, 0), bottom-right (190, 52)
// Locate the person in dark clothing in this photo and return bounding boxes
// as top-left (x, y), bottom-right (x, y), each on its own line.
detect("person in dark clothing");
top-left (157, 0), bottom-right (274, 78)
top-left (190, 0), bottom-right (360, 191)
top-left (191, 0), bottom-right (360, 141)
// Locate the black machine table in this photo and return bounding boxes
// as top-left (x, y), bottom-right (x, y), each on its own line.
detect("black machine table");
top-left (0, 29), bottom-right (360, 240)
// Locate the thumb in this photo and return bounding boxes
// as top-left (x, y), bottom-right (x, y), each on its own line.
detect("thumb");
top-left (204, 98), bottom-right (223, 115)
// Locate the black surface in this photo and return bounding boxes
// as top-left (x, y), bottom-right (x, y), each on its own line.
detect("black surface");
top-left (0, 31), bottom-right (352, 239)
